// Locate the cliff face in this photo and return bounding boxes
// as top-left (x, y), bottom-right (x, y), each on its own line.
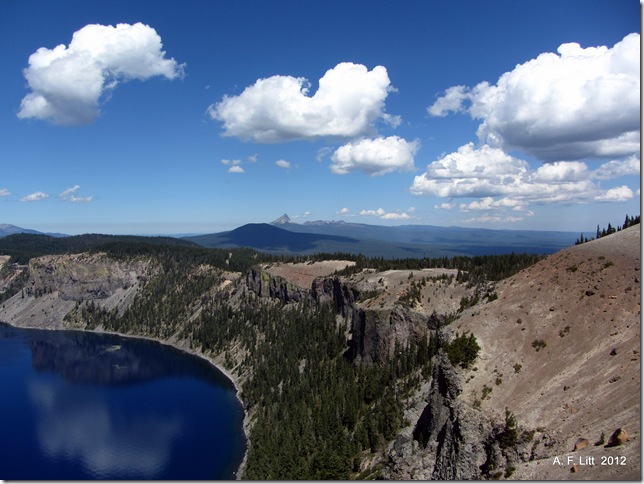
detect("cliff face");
top-left (309, 273), bottom-right (442, 364)
top-left (347, 306), bottom-right (439, 364)
top-left (244, 266), bottom-right (307, 303)
top-left (385, 352), bottom-right (535, 480)
top-left (0, 253), bottom-right (152, 329)
top-left (28, 253), bottom-right (150, 302)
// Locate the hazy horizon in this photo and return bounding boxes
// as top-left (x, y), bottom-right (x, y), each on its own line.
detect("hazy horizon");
top-left (2, 214), bottom-right (609, 238)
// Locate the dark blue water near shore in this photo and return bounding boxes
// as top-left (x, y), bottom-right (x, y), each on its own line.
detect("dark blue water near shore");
top-left (0, 323), bottom-right (246, 480)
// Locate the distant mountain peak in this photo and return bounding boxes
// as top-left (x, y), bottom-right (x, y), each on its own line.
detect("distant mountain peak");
top-left (0, 223), bottom-right (40, 237)
top-left (271, 214), bottom-right (292, 225)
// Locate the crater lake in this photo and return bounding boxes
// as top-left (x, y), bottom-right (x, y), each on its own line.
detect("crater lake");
top-left (0, 322), bottom-right (247, 480)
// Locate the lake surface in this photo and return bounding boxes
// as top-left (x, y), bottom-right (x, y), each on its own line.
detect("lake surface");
top-left (0, 323), bottom-right (246, 480)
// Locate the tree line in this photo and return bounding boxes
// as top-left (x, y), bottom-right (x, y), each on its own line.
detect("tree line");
top-left (575, 214), bottom-right (640, 245)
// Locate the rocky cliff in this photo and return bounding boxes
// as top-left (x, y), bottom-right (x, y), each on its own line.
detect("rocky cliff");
top-left (384, 350), bottom-right (543, 480)
top-left (0, 253), bottom-right (153, 329)
top-left (244, 266), bottom-right (307, 303)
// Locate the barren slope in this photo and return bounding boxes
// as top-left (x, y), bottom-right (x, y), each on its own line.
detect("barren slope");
top-left (453, 226), bottom-right (640, 479)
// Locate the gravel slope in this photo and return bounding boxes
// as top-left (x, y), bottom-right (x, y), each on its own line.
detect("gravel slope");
top-left (454, 226), bottom-right (640, 480)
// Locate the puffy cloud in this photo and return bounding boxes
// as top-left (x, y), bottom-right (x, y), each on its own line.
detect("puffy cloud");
top-left (459, 197), bottom-right (525, 212)
top-left (359, 207), bottom-right (412, 220)
top-left (593, 154), bottom-right (640, 179)
top-left (330, 136), bottom-right (419, 175)
top-left (427, 85), bottom-right (467, 117)
top-left (360, 208), bottom-right (386, 217)
top-left (594, 185), bottom-right (634, 202)
top-left (410, 143), bottom-right (529, 198)
top-left (275, 159), bottom-right (291, 169)
top-left (428, 33), bottom-right (640, 162)
top-left (531, 161), bottom-right (590, 182)
top-left (338, 207), bottom-right (351, 215)
top-left (221, 157), bottom-right (259, 173)
top-left (20, 191), bottom-right (49, 202)
top-left (18, 23), bottom-right (184, 125)
top-left (0, 188), bottom-right (10, 197)
top-left (434, 202), bottom-right (455, 210)
top-left (209, 62), bottom-right (397, 142)
top-left (60, 185), bottom-right (92, 203)
top-left (380, 212), bottom-right (410, 220)
top-left (411, 143), bottom-right (634, 209)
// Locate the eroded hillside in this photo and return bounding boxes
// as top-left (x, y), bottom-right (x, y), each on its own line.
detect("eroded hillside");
top-left (0, 253), bottom-right (154, 329)
top-left (459, 225), bottom-right (640, 479)
top-left (387, 226), bottom-right (640, 480)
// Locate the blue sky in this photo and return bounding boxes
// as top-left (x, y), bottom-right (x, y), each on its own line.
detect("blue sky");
top-left (0, 0), bottom-right (640, 235)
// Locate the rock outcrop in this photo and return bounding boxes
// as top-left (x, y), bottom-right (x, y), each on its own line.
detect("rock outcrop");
top-left (386, 351), bottom-right (529, 480)
top-left (244, 266), bottom-right (307, 303)
top-left (348, 306), bottom-right (441, 364)
top-left (0, 253), bottom-right (152, 328)
top-left (28, 253), bottom-right (149, 302)
top-left (255, 272), bottom-right (442, 364)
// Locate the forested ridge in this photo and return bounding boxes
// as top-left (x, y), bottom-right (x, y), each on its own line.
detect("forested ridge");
top-left (575, 214), bottom-right (640, 245)
top-left (0, 237), bottom-right (541, 479)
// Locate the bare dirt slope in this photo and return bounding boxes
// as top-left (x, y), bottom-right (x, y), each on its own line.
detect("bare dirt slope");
top-left (453, 226), bottom-right (640, 479)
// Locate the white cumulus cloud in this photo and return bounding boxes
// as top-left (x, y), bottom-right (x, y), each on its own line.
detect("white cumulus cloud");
top-left (209, 62), bottom-right (397, 142)
top-left (460, 197), bottom-right (526, 212)
top-left (531, 161), bottom-right (590, 182)
top-left (428, 33), bottom-right (640, 162)
top-left (380, 212), bottom-right (410, 220)
top-left (411, 143), bottom-right (634, 212)
top-left (330, 136), bottom-right (418, 175)
top-left (594, 185), bottom-right (634, 202)
top-left (427, 85), bottom-right (468, 117)
top-left (275, 159), bottom-right (291, 169)
top-left (18, 22), bottom-right (184, 125)
top-left (20, 191), bottom-right (49, 202)
top-left (359, 207), bottom-right (411, 220)
top-left (410, 143), bottom-right (529, 198)
top-left (360, 208), bottom-right (386, 217)
top-left (0, 188), bottom-right (10, 197)
top-left (593, 154), bottom-right (640, 180)
top-left (60, 185), bottom-right (92, 203)
top-left (434, 202), bottom-right (455, 210)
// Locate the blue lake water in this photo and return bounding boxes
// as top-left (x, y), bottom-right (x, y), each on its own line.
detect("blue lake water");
top-left (0, 323), bottom-right (246, 480)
